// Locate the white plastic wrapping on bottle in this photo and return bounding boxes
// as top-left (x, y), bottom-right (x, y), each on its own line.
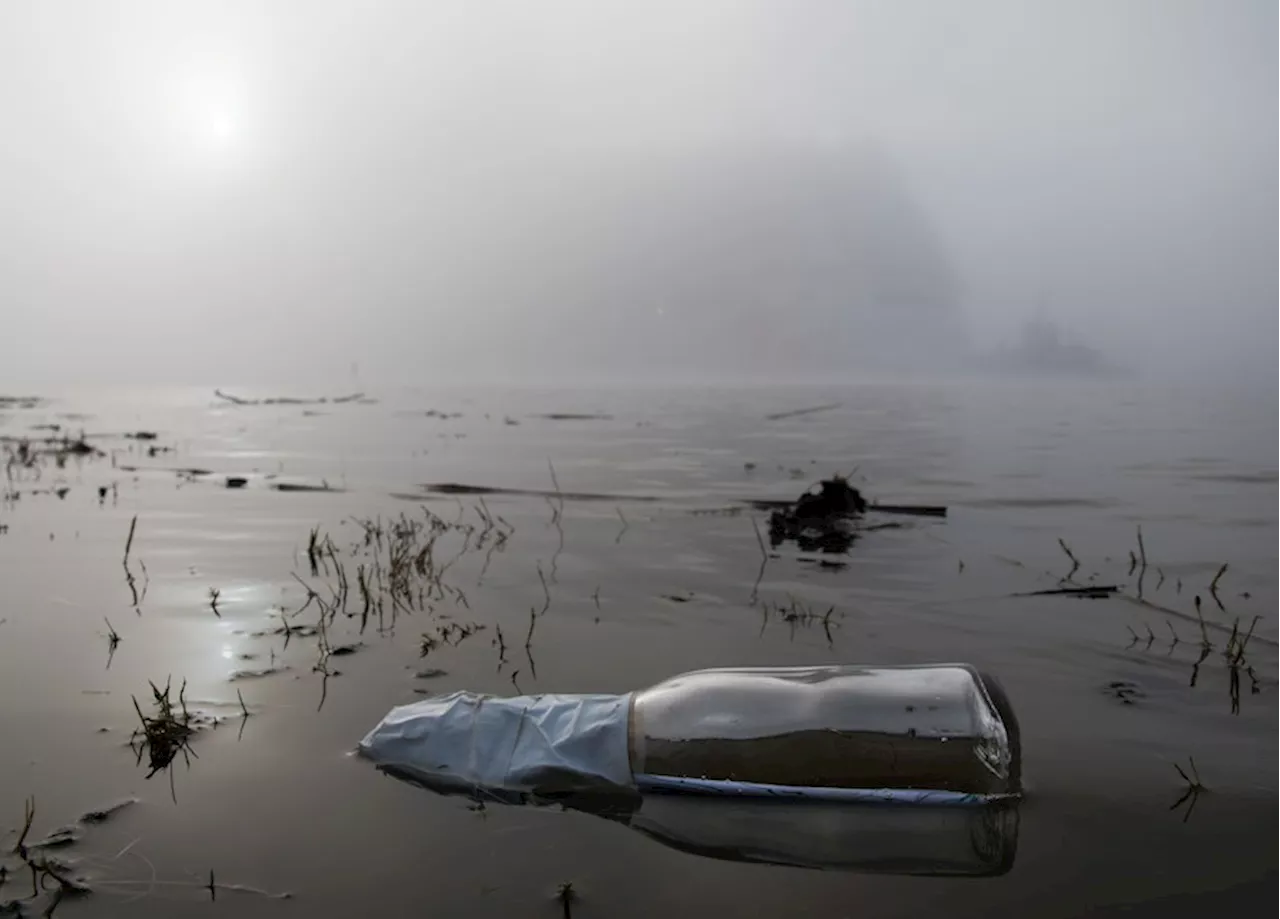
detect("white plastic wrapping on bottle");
top-left (358, 691), bottom-right (635, 793)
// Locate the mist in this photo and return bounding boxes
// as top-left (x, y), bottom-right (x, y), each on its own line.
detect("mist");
top-left (2, 0), bottom-right (1275, 388)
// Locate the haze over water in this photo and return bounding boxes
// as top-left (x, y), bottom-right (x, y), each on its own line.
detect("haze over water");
top-left (2, 2), bottom-right (1276, 917)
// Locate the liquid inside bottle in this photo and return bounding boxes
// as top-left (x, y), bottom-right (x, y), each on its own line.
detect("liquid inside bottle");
top-left (628, 664), bottom-right (1019, 796)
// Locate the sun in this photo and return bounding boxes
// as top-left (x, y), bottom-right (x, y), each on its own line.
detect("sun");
top-left (173, 71), bottom-right (248, 160)
top-left (210, 113), bottom-right (237, 145)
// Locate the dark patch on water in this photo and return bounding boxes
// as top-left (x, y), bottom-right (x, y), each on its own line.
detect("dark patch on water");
top-left (531, 412), bottom-right (614, 421)
top-left (269, 481), bottom-right (342, 493)
top-left (1103, 681), bottom-right (1146, 705)
top-left (1185, 472), bottom-right (1277, 485)
top-left (79, 798), bottom-right (138, 824)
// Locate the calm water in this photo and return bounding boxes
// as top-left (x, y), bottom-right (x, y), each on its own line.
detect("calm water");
top-left (1, 380), bottom-right (1275, 917)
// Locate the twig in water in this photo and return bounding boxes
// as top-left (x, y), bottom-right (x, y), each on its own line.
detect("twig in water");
top-left (137, 558), bottom-right (150, 606)
top-left (524, 608), bottom-right (538, 679)
top-left (1135, 526), bottom-right (1148, 598)
top-left (1018, 585), bottom-right (1117, 599)
top-left (121, 515), bottom-right (140, 607)
top-left (208, 588), bottom-right (221, 617)
top-left (614, 507), bottom-right (629, 544)
top-left (763, 402), bottom-right (841, 421)
top-left (536, 562), bottom-right (551, 616)
top-left (591, 586), bottom-right (600, 609)
top-left (1057, 538), bottom-right (1080, 580)
top-left (1209, 563), bottom-right (1228, 595)
top-left (123, 515), bottom-right (137, 566)
top-left (494, 625), bottom-right (507, 667)
top-left (546, 460), bottom-right (565, 582)
top-left (749, 516), bottom-right (769, 605)
top-left (105, 618), bottom-right (121, 669)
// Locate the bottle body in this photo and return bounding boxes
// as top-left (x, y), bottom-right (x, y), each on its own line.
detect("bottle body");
top-left (629, 664), bottom-right (1017, 796)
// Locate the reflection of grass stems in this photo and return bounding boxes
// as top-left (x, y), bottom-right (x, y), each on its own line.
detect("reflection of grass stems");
top-left (1169, 756), bottom-right (1206, 822)
top-left (749, 517), bottom-right (768, 604)
top-left (557, 881), bottom-right (576, 919)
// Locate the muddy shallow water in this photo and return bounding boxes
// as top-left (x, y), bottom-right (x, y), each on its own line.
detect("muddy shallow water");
top-left (1, 381), bottom-right (1275, 917)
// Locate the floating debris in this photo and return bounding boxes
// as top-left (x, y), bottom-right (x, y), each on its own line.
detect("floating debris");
top-left (768, 476), bottom-right (867, 554)
top-left (228, 666), bottom-right (291, 681)
top-left (532, 412), bottom-right (613, 421)
top-left (269, 481), bottom-right (341, 493)
top-left (419, 482), bottom-right (659, 502)
top-left (214, 389), bottom-right (365, 406)
top-left (1103, 680), bottom-right (1145, 705)
top-left (1016, 585), bottom-right (1119, 599)
top-left (79, 798), bottom-right (138, 824)
top-left (763, 402), bottom-right (842, 421)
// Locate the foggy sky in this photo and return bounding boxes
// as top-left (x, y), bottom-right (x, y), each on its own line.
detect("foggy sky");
top-left (2, 1), bottom-right (1275, 387)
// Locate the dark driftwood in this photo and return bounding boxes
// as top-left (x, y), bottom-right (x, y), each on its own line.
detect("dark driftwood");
top-left (869, 503), bottom-right (948, 518)
top-left (419, 482), bottom-right (660, 502)
top-left (763, 403), bottom-right (842, 421)
top-left (1014, 585), bottom-right (1119, 599)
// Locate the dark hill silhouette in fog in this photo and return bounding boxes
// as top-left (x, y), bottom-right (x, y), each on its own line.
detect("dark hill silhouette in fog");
top-left (418, 145), bottom-right (968, 379)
